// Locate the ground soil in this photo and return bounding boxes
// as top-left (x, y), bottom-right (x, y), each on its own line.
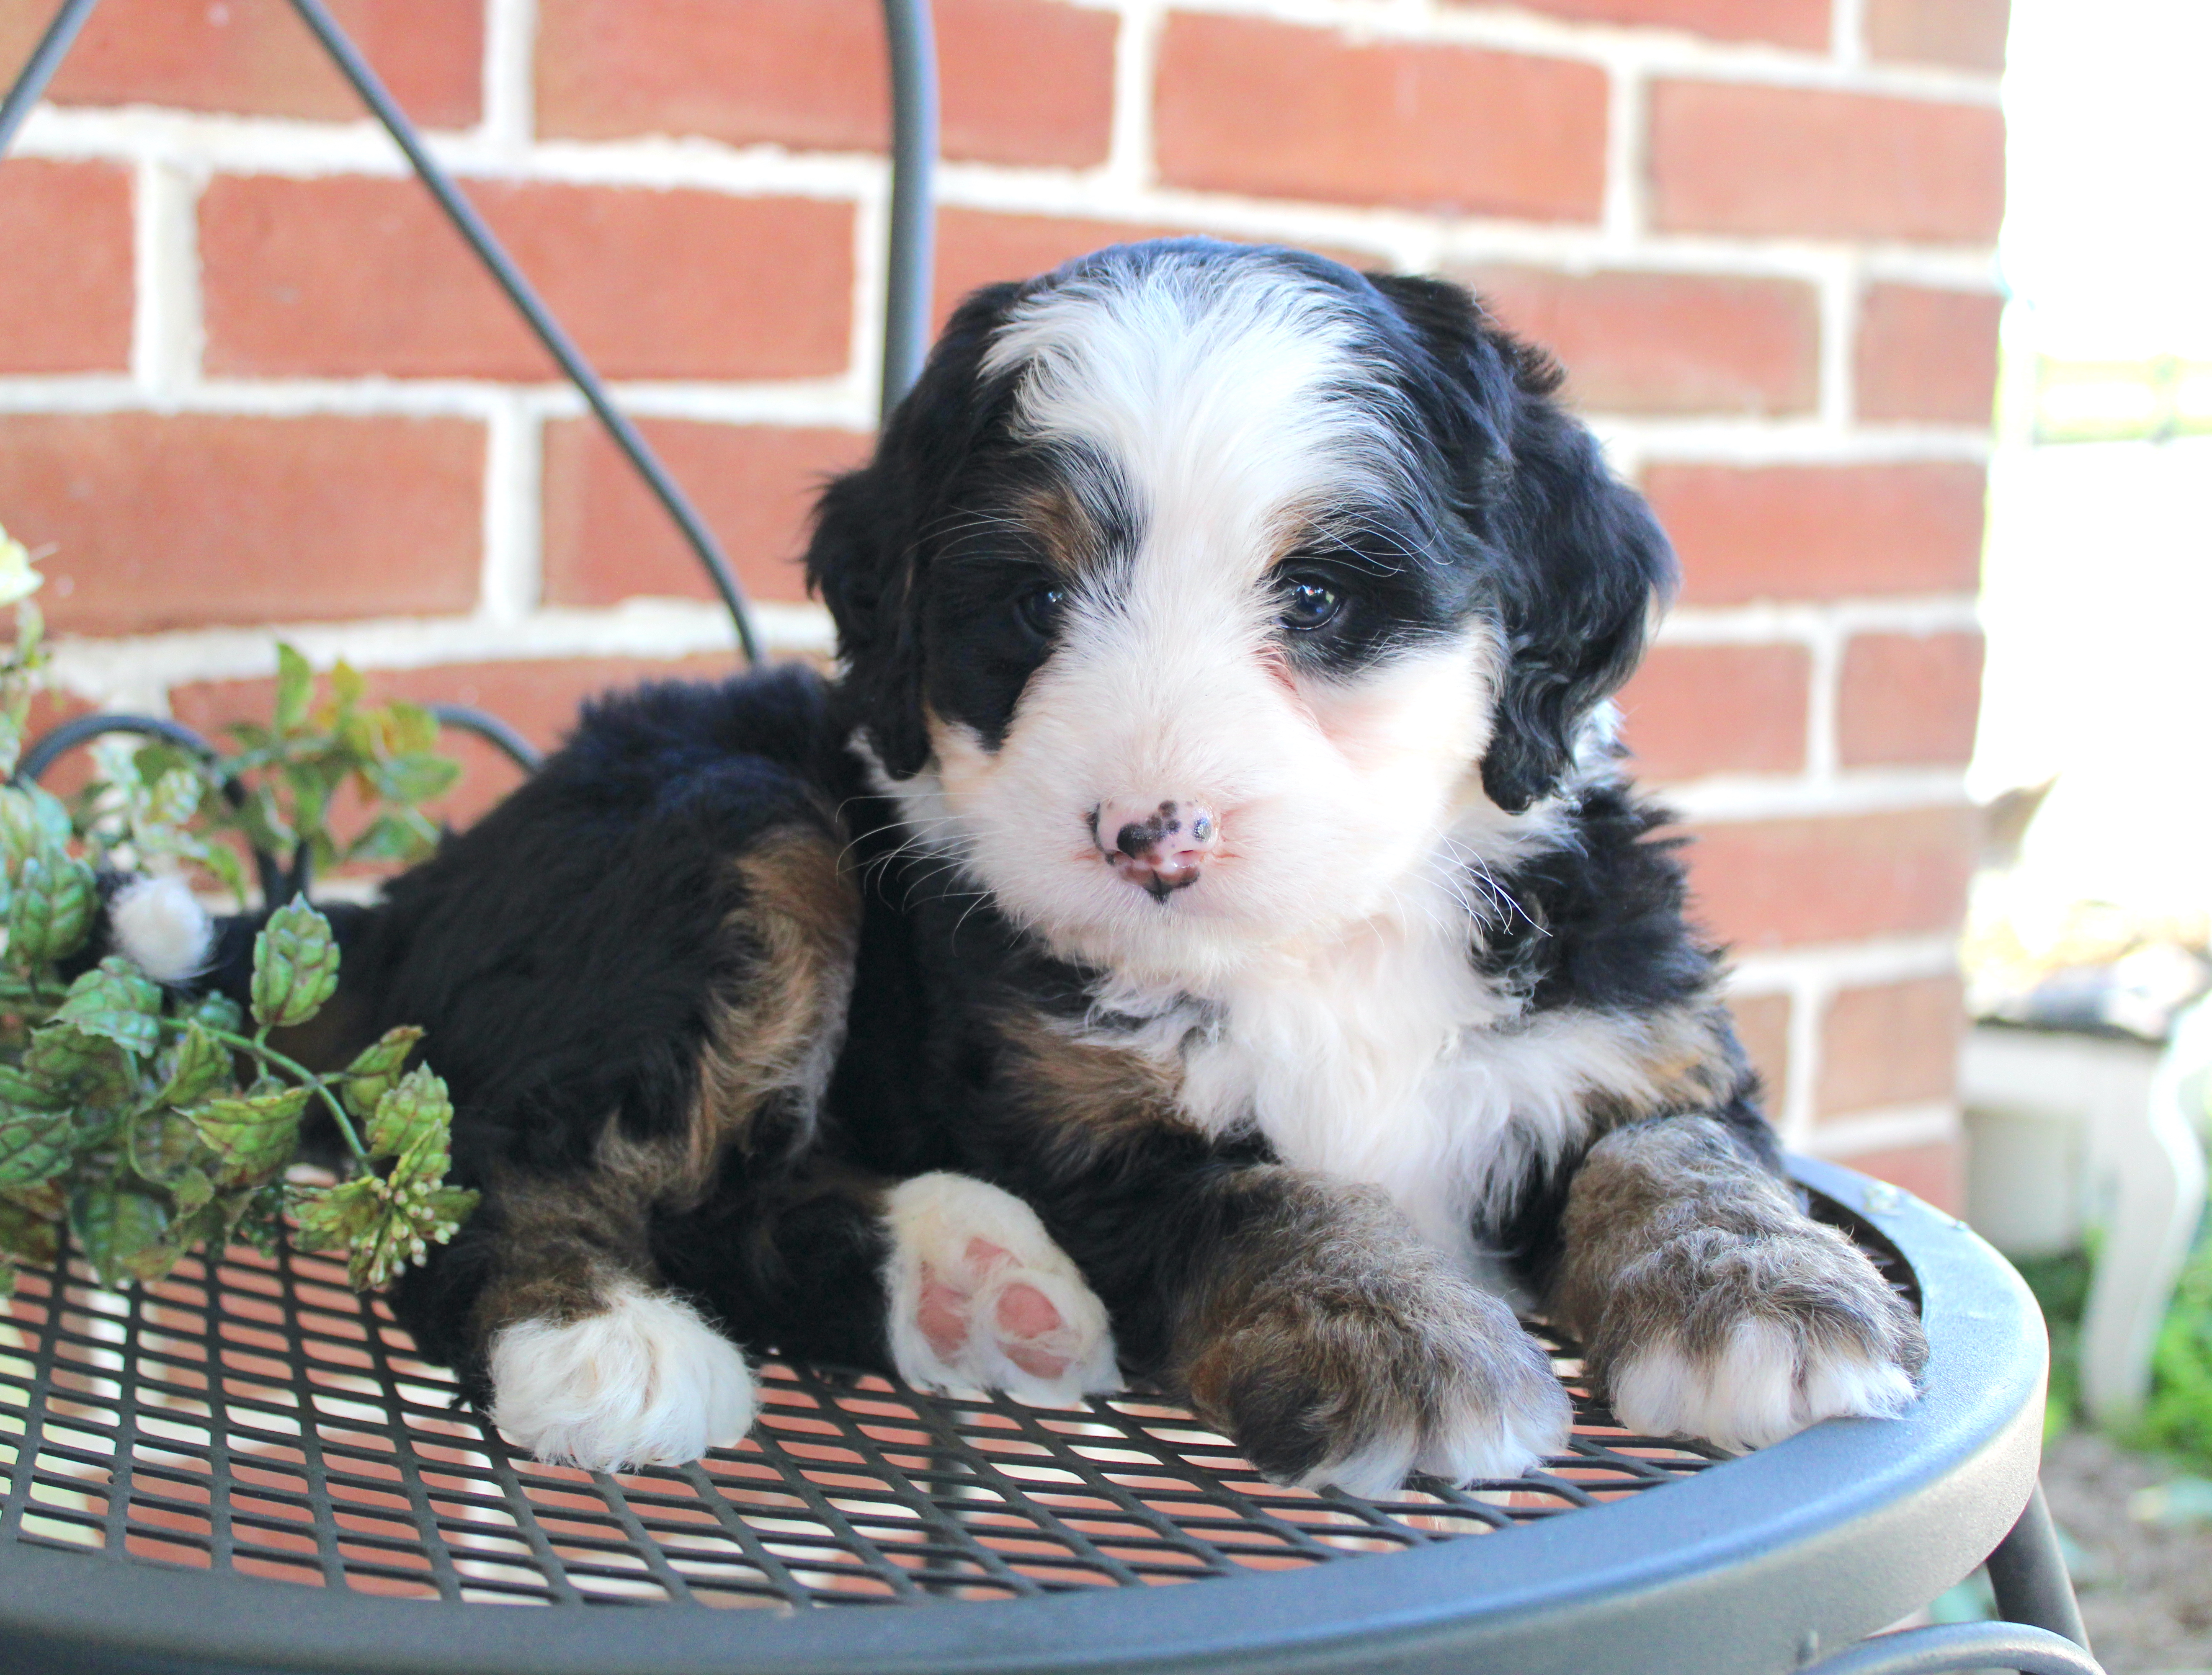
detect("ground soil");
top-left (2040, 1429), bottom-right (2212, 1674)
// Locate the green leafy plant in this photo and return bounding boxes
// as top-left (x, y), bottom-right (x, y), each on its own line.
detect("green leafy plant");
top-left (0, 523), bottom-right (477, 1296)
top-left (2133, 1186), bottom-right (2212, 1473)
top-left (74, 641), bottom-right (461, 904)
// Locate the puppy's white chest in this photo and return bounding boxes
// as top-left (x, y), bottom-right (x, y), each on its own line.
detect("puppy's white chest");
top-left (1171, 929), bottom-right (1533, 1268)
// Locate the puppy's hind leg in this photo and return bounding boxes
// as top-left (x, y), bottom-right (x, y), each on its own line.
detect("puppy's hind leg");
top-left (462, 1167), bottom-right (758, 1474)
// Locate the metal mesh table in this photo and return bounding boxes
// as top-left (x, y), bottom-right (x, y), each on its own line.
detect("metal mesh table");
top-left (0, 1158), bottom-right (2090, 1675)
top-left (0, 1243), bottom-right (1731, 1608)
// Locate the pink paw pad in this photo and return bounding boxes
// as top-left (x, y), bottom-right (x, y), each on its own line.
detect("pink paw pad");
top-left (915, 1237), bottom-right (1074, 1380)
top-left (885, 1172), bottom-right (1120, 1403)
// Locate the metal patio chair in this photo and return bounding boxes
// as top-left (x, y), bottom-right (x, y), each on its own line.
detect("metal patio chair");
top-left (0, 4), bottom-right (2101, 1670)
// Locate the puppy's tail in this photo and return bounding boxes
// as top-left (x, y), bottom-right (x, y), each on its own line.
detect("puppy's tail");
top-left (93, 875), bottom-right (379, 1049)
top-left (101, 874), bottom-right (227, 988)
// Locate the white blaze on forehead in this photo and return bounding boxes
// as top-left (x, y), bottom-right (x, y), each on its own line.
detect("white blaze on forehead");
top-left (982, 254), bottom-right (1408, 573)
top-left (907, 253), bottom-right (1498, 982)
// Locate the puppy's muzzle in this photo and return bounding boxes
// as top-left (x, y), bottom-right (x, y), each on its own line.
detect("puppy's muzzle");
top-left (1089, 799), bottom-right (1219, 901)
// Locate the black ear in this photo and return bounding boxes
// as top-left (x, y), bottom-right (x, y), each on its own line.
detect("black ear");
top-left (805, 283), bottom-right (1023, 781)
top-left (1366, 273), bottom-right (1678, 814)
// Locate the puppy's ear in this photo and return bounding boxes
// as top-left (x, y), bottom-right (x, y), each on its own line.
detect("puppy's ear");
top-left (1368, 273), bottom-right (1678, 813)
top-left (806, 283), bottom-right (1023, 780)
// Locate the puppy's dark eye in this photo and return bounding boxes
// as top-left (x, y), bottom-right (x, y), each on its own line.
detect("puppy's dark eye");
top-left (1014, 584), bottom-right (1067, 639)
top-left (1279, 574), bottom-right (1344, 632)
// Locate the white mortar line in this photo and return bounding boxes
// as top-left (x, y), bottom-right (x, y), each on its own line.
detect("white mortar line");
top-left (847, 160), bottom-right (894, 424)
top-left (1831, 0), bottom-right (1870, 68)
top-left (1147, 0), bottom-right (2001, 101)
top-left (1817, 260), bottom-right (1860, 431)
top-left (12, 104), bottom-right (2009, 291)
top-left (1802, 1103), bottom-right (1962, 1159)
top-left (1598, 54), bottom-right (1644, 247)
top-left (481, 0), bottom-right (538, 158)
top-left (1802, 610), bottom-right (1844, 781)
top-left (1104, 0), bottom-right (1167, 194)
top-left (130, 157), bottom-right (204, 399)
top-left (43, 601), bottom-right (836, 698)
top-left (0, 374), bottom-right (874, 428)
top-left (1597, 418), bottom-right (1993, 463)
top-left (1727, 934), bottom-right (1962, 992)
top-left (478, 394), bottom-right (541, 624)
top-left (1660, 767), bottom-right (1968, 821)
top-left (1779, 967), bottom-right (1826, 1143)
top-left (1657, 596), bottom-right (1984, 644)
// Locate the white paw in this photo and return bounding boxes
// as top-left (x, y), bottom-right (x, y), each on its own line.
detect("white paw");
top-left (1610, 1319), bottom-right (1916, 1452)
top-left (487, 1281), bottom-right (757, 1471)
top-left (111, 876), bottom-right (214, 984)
top-left (1307, 1335), bottom-right (1573, 1499)
top-left (883, 1172), bottom-right (1121, 1405)
top-left (1411, 1361), bottom-right (1575, 1487)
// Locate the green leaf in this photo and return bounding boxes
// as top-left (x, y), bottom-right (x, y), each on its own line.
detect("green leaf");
top-left (329, 660), bottom-right (366, 713)
top-left (70, 1182), bottom-right (173, 1288)
top-left (0, 786), bottom-right (43, 879)
top-left (29, 783), bottom-right (72, 850)
top-left (292, 1175), bottom-right (383, 1252)
top-left (274, 643), bottom-right (314, 734)
top-left (361, 1180), bottom-right (478, 1289)
top-left (370, 752), bottom-right (460, 805)
top-left (364, 1064), bottom-right (449, 1161)
top-left (184, 1085), bottom-right (310, 1185)
top-left (340, 1026), bottom-right (422, 1121)
top-left (54, 957), bottom-right (162, 1059)
top-left (170, 1165), bottom-right (214, 1214)
top-left (197, 840), bottom-right (250, 906)
top-left (191, 991), bottom-right (245, 1038)
top-left (24, 1023), bottom-right (135, 1113)
top-left (0, 1184), bottom-right (62, 1268)
top-left (344, 809), bottom-right (437, 866)
top-left (6, 853), bottom-right (95, 968)
top-left (0, 1064), bottom-right (62, 1111)
top-left (0, 1108), bottom-right (73, 1185)
top-left (250, 897), bottom-right (339, 1032)
top-left (336, 711), bottom-right (377, 765)
top-left (144, 765), bottom-right (203, 832)
top-left (384, 701), bottom-right (441, 758)
top-left (0, 709), bottom-right (20, 783)
top-left (157, 1020), bottom-right (230, 1111)
top-left (129, 1108), bottom-right (204, 1183)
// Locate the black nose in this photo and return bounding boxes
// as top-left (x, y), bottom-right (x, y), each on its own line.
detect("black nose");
top-left (1114, 820), bottom-right (1155, 859)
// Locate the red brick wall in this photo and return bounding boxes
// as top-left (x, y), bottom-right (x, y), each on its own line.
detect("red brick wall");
top-left (0, 0), bottom-right (2003, 1207)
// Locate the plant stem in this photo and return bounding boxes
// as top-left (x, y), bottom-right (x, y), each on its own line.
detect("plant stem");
top-left (200, 1024), bottom-right (369, 1162)
top-left (0, 975), bottom-right (68, 1006)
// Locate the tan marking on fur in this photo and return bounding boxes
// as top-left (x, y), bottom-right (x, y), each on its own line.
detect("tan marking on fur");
top-left (998, 1010), bottom-right (1194, 1162)
top-left (1015, 483), bottom-right (1096, 576)
top-left (467, 827), bottom-right (859, 1350)
top-left (683, 826), bottom-right (861, 1191)
top-left (1617, 1004), bottom-right (1741, 1124)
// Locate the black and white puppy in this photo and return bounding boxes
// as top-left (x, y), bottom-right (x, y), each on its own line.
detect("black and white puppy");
top-left (149, 239), bottom-right (1927, 1494)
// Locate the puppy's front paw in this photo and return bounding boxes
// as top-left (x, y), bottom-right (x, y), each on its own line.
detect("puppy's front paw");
top-left (883, 1172), bottom-right (1121, 1405)
top-left (488, 1281), bottom-right (757, 1471)
top-left (1597, 1224), bottom-right (1926, 1452)
top-left (1188, 1271), bottom-right (1572, 1499)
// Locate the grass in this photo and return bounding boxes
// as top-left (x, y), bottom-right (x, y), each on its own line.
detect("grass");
top-left (2018, 1209), bottom-right (2212, 1471)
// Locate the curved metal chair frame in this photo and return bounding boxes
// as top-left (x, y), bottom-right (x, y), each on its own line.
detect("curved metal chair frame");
top-left (0, 5), bottom-right (2098, 1671)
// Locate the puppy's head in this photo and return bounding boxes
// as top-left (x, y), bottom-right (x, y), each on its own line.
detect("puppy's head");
top-left (809, 240), bottom-right (1673, 981)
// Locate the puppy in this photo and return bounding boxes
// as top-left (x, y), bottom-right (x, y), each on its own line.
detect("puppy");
top-left (162, 240), bottom-right (1926, 1493)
